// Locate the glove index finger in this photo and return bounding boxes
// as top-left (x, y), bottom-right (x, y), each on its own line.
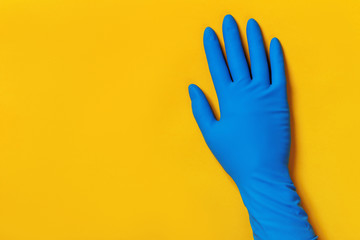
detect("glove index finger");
top-left (203, 27), bottom-right (232, 96)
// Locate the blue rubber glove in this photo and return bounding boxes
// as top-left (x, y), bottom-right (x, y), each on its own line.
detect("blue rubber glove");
top-left (189, 15), bottom-right (317, 240)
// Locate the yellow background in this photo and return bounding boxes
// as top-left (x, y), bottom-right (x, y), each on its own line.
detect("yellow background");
top-left (0, 0), bottom-right (359, 239)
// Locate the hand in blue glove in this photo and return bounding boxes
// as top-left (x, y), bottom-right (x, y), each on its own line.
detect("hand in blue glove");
top-left (189, 15), bottom-right (317, 240)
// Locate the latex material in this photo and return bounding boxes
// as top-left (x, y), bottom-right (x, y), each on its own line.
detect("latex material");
top-left (189, 15), bottom-right (317, 240)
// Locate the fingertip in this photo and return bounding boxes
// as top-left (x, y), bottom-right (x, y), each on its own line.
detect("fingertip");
top-left (247, 18), bottom-right (260, 33)
top-left (188, 84), bottom-right (198, 101)
top-left (203, 27), bottom-right (216, 43)
top-left (247, 18), bottom-right (257, 26)
top-left (270, 37), bottom-right (283, 54)
top-left (188, 83), bottom-right (197, 90)
top-left (224, 14), bottom-right (234, 20)
top-left (270, 37), bottom-right (281, 48)
top-left (271, 37), bottom-right (280, 44)
top-left (223, 14), bottom-right (235, 26)
top-left (204, 26), bottom-right (213, 34)
top-left (223, 14), bottom-right (239, 34)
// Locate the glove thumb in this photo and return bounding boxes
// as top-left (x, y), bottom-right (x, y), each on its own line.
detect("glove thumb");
top-left (188, 84), bottom-right (216, 133)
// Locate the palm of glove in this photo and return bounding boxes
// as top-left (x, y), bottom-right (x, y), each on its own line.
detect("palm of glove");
top-left (204, 80), bottom-right (290, 184)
